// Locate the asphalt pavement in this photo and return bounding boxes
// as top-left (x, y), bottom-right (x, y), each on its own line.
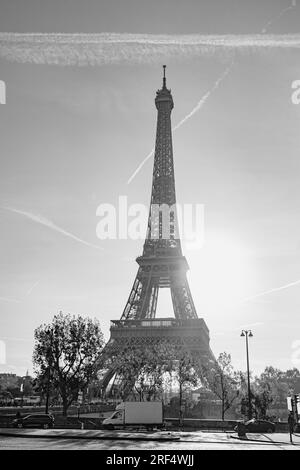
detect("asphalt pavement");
top-left (0, 428), bottom-right (299, 450)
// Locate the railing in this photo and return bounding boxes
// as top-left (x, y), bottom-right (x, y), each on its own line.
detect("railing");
top-left (110, 318), bottom-right (207, 330)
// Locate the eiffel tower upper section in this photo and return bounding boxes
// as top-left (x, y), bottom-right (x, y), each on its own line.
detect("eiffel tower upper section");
top-left (120, 67), bottom-right (198, 321)
top-left (143, 65), bottom-right (182, 259)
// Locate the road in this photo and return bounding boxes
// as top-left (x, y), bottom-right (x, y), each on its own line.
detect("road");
top-left (0, 431), bottom-right (299, 450)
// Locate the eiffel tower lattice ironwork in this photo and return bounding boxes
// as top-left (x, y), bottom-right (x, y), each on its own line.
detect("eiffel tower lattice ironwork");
top-left (101, 67), bottom-right (214, 398)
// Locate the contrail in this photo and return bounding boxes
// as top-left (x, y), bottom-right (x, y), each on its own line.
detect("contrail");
top-left (1, 206), bottom-right (103, 251)
top-left (0, 33), bottom-right (300, 66)
top-left (127, 148), bottom-right (155, 184)
top-left (216, 322), bottom-right (264, 335)
top-left (238, 322), bottom-right (264, 330)
top-left (127, 60), bottom-right (234, 184)
top-left (127, 3), bottom-right (297, 184)
top-left (26, 280), bottom-right (40, 296)
top-left (172, 61), bottom-right (234, 132)
top-left (0, 280), bottom-right (40, 304)
top-left (1, 336), bottom-right (33, 342)
top-left (243, 279), bottom-right (300, 303)
top-left (261, 1), bottom-right (296, 34)
top-left (0, 296), bottom-right (21, 303)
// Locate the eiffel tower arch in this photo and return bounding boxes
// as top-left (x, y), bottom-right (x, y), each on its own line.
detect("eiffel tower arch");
top-left (100, 67), bottom-right (214, 398)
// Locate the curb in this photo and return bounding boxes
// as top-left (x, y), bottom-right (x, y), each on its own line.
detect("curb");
top-left (229, 434), bottom-right (299, 446)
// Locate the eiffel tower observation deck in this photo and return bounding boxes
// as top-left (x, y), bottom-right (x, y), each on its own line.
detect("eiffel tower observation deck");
top-left (101, 67), bottom-right (214, 397)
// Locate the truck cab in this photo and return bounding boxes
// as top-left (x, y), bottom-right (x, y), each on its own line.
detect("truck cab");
top-left (105, 409), bottom-right (124, 427)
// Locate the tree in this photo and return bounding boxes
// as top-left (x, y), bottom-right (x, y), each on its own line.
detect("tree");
top-left (237, 367), bottom-right (300, 420)
top-left (0, 389), bottom-right (12, 405)
top-left (32, 367), bottom-right (60, 410)
top-left (252, 385), bottom-right (274, 420)
top-left (284, 368), bottom-right (300, 393)
top-left (244, 367), bottom-right (300, 420)
top-left (239, 378), bottom-right (274, 420)
top-left (22, 371), bottom-right (34, 396)
top-left (6, 386), bottom-right (22, 399)
top-left (203, 352), bottom-right (241, 421)
top-left (33, 312), bottom-right (105, 416)
top-left (103, 342), bottom-right (200, 411)
top-left (165, 349), bottom-right (200, 426)
top-left (108, 343), bottom-right (168, 401)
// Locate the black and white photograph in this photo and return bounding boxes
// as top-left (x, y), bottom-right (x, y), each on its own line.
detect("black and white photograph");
top-left (0, 0), bottom-right (300, 458)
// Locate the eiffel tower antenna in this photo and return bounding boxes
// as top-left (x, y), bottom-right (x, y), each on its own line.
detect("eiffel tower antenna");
top-left (163, 65), bottom-right (166, 88)
top-left (100, 68), bottom-right (214, 398)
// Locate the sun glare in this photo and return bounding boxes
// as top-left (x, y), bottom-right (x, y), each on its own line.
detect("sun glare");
top-left (186, 233), bottom-right (254, 315)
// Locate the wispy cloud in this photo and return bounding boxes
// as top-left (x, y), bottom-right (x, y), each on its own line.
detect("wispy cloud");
top-left (0, 33), bottom-right (300, 67)
top-left (1, 206), bottom-right (103, 251)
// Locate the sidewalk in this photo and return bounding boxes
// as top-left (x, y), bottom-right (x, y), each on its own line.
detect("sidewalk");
top-left (0, 428), bottom-right (180, 441)
top-left (229, 432), bottom-right (300, 446)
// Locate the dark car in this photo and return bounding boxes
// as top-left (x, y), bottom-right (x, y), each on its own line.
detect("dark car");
top-left (234, 418), bottom-right (275, 433)
top-left (12, 413), bottom-right (54, 429)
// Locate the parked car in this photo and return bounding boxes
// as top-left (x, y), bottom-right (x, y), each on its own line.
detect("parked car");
top-left (234, 418), bottom-right (275, 433)
top-left (12, 413), bottom-right (54, 429)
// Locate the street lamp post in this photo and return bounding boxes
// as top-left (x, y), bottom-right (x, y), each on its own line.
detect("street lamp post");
top-left (240, 330), bottom-right (253, 420)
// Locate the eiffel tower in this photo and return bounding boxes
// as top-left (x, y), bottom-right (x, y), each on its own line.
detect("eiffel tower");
top-left (101, 67), bottom-right (214, 398)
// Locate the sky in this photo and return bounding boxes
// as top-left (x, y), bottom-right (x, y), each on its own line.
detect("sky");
top-left (0, 0), bottom-right (300, 377)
